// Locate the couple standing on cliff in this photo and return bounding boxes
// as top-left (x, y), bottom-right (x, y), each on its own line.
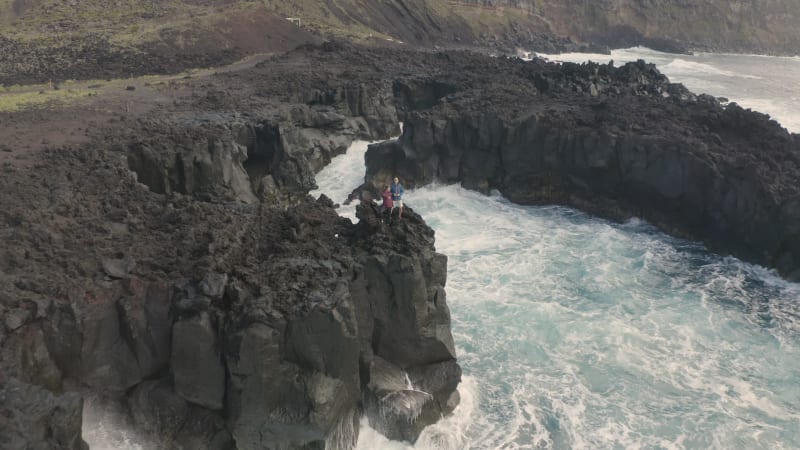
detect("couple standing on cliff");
top-left (381, 176), bottom-right (404, 220)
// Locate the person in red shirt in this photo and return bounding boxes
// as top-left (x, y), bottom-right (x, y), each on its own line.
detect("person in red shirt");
top-left (380, 185), bottom-right (393, 221)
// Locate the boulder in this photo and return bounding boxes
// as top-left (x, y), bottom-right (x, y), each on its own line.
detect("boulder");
top-left (1, 323), bottom-right (63, 393)
top-left (80, 292), bottom-right (144, 391)
top-left (363, 356), bottom-right (461, 443)
top-left (171, 312), bottom-right (225, 410)
top-left (101, 256), bottom-right (135, 279)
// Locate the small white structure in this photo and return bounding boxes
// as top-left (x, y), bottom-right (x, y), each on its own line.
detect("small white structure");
top-left (286, 17), bottom-right (301, 27)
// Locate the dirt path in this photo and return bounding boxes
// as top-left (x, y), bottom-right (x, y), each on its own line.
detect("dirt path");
top-left (0, 50), bottom-right (275, 103)
top-left (0, 52), bottom-right (275, 167)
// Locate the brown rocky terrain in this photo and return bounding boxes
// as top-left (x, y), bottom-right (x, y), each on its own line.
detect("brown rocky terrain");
top-left (0, 1), bottom-right (321, 85)
top-left (3, 0), bottom-right (798, 87)
top-left (451, 0), bottom-right (800, 55)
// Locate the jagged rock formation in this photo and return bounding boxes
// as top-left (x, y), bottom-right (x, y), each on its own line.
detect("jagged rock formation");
top-left (126, 101), bottom-right (395, 205)
top-left (0, 147), bottom-right (459, 449)
top-left (0, 377), bottom-right (86, 449)
top-left (363, 51), bottom-right (800, 280)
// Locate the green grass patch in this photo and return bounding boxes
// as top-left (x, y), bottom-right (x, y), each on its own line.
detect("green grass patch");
top-left (0, 88), bottom-right (97, 112)
top-left (0, 82), bottom-right (49, 93)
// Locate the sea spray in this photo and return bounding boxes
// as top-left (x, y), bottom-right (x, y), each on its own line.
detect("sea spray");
top-left (326, 408), bottom-right (362, 450)
top-left (82, 398), bottom-right (152, 450)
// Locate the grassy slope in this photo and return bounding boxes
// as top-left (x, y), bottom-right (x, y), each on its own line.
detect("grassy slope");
top-left (0, 84), bottom-right (96, 112)
top-left (3, 0), bottom-right (798, 51)
top-left (447, 0), bottom-right (800, 54)
top-left (1, 0), bottom-right (796, 88)
top-left (0, 0), bottom-right (547, 47)
top-left (0, 0), bottom-right (175, 38)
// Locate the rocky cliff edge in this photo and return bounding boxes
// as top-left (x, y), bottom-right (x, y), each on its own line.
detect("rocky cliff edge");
top-left (0, 43), bottom-right (461, 449)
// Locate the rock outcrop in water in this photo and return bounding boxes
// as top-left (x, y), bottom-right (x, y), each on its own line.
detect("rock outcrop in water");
top-left (0, 147), bottom-right (459, 450)
top-left (364, 53), bottom-right (800, 281)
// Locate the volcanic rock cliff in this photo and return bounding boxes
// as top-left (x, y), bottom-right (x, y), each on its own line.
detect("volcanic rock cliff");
top-left (0, 44), bottom-right (462, 449)
top-left (363, 50), bottom-right (800, 281)
top-left (1, 155), bottom-right (459, 448)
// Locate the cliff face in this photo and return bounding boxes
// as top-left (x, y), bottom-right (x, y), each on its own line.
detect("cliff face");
top-left (0, 157), bottom-right (459, 448)
top-left (363, 51), bottom-right (800, 280)
top-left (451, 0), bottom-right (800, 54)
top-left (258, 0), bottom-right (800, 55)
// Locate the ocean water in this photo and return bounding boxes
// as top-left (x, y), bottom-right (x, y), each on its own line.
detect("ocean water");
top-left (351, 184), bottom-right (800, 450)
top-left (342, 51), bottom-right (800, 450)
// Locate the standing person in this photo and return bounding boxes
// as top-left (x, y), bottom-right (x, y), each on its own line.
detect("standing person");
top-left (379, 185), bottom-right (393, 221)
top-left (390, 176), bottom-right (404, 219)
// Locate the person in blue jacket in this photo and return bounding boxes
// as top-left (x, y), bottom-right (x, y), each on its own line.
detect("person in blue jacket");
top-left (390, 176), bottom-right (404, 219)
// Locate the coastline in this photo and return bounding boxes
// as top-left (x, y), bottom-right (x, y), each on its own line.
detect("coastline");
top-left (1, 40), bottom-right (799, 449)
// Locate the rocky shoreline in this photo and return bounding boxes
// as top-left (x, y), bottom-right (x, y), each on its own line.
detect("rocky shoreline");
top-left (1, 41), bottom-right (799, 449)
top-left (363, 53), bottom-right (800, 281)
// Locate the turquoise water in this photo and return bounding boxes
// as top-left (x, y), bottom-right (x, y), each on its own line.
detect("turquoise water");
top-left (391, 187), bottom-right (800, 449)
top-left (349, 181), bottom-right (800, 450)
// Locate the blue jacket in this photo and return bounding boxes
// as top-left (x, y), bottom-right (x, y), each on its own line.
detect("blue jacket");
top-left (391, 182), bottom-right (404, 200)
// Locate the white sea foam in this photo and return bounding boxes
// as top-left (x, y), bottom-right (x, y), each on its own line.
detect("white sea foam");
top-left (349, 179), bottom-right (800, 449)
top-left (662, 58), bottom-right (763, 79)
top-left (309, 139), bottom-right (374, 221)
top-left (81, 400), bottom-right (151, 450)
